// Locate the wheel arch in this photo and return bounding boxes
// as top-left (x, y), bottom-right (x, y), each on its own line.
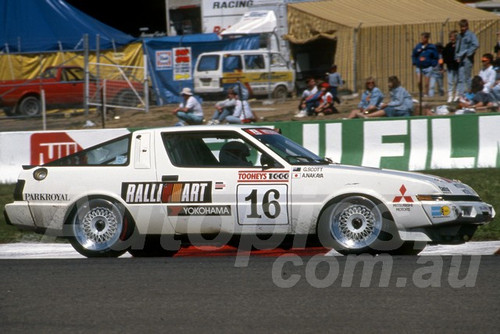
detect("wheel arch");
top-left (315, 192), bottom-right (394, 234)
top-left (62, 193), bottom-right (136, 236)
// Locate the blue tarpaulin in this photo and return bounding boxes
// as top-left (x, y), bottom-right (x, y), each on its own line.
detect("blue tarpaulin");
top-left (0, 0), bottom-right (135, 53)
top-left (143, 33), bottom-right (260, 104)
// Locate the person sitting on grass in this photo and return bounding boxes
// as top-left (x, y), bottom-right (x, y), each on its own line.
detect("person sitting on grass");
top-left (207, 88), bottom-right (237, 125)
top-left (360, 76), bottom-right (413, 118)
top-left (348, 77), bottom-right (384, 119)
top-left (172, 87), bottom-right (204, 126)
top-left (313, 82), bottom-right (338, 116)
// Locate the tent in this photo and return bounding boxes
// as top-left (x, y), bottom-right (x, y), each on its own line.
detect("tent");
top-left (285, 0), bottom-right (500, 95)
top-left (0, 0), bottom-right (135, 53)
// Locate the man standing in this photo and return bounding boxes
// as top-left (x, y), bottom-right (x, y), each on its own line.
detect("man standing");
top-left (443, 31), bottom-right (459, 102)
top-left (455, 19), bottom-right (479, 97)
top-left (412, 32), bottom-right (439, 97)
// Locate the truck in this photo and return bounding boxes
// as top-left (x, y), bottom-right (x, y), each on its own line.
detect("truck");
top-left (0, 66), bottom-right (143, 117)
top-left (193, 50), bottom-right (295, 99)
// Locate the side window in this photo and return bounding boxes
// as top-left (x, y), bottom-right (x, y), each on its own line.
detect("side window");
top-left (198, 55), bottom-right (219, 71)
top-left (45, 135), bottom-right (130, 166)
top-left (223, 55), bottom-right (242, 73)
top-left (244, 55), bottom-right (265, 70)
top-left (162, 132), bottom-right (269, 168)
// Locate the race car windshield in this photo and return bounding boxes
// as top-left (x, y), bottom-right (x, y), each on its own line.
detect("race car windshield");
top-left (245, 128), bottom-right (329, 165)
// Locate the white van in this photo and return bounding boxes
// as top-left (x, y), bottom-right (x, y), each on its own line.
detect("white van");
top-left (193, 50), bottom-right (295, 99)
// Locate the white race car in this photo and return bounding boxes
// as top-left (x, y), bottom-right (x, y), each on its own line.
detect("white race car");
top-left (4, 126), bottom-right (495, 257)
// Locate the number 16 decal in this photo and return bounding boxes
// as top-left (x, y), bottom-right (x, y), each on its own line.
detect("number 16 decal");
top-left (237, 184), bottom-right (289, 225)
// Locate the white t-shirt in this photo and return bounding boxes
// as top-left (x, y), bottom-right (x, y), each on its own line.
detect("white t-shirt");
top-left (301, 86), bottom-right (318, 99)
top-left (479, 65), bottom-right (496, 93)
top-left (179, 96), bottom-right (203, 117)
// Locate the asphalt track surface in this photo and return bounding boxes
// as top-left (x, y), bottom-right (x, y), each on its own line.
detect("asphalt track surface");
top-left (1, 243), bottom-right (500, 333)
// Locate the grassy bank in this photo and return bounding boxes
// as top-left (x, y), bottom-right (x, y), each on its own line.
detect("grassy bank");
top-left (0, 168), bottom-right (498, 243)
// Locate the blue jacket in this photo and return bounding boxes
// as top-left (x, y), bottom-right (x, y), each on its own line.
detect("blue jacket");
top-left (455, 30), bottom-right (479, 63)
top-left (358, 87), bottom-right (384, 109)
top-left (412, 43), bottom-right (439, 68)
top-left (387, 86), bottom-right (413, 111)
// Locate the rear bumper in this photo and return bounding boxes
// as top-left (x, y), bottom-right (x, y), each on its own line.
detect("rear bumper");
top-left (4, 202), bottom-right (36, 230)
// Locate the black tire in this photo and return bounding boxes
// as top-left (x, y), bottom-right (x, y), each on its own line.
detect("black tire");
top-left (272, 85), bottom-right (288, 100)
top-left (68, 198), bottom-right (135, 258)
top-left (317, 195), bottom-right (410, 255)
top-left (18, 96), bottom-right (41, 116)
top-left (128, 235), bottom-right (179, 257)
top-left (116, 90), bottom-right (139, 107)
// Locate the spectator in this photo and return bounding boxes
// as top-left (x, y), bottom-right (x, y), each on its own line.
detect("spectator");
top-left (327, 64), bottom-right (342, 104)
top-left (412, 32), bottom-right (439, 97)
top-left (458, 75), bottom-right (493, 111)
top-left (455, 19), bottom-right (479, 98)
top-left (478, 53), bottom-right (496, 94)
top-left (362, 76), bottom-right (413, 118)
top-left (313, 82), bottom-right (337, 116)
top-left (207, 88), bottom-right (237, 125)
top-left (429, 43), bottom-right (445, 98)
top-left (494, 31), bottom-right (500, 68)
top-left (443, 30), bottom-right (460, 102)
top-left (225, 91), bottom-right (256, 124)
top-left (172, 87), bottom-right (204, 126)
top-left (295, 78), bottom-right (320, 118)
top-left (347, 77), bottom-right (384, 119)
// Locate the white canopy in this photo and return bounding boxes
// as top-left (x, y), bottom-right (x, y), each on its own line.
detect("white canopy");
top-left (220, 11), bottom-right (277, 35)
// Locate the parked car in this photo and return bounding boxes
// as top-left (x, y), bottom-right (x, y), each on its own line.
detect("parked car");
top-left (4, 126), bottom-right (495, 257)
top-left (0, 66), bottom-right (143, 116)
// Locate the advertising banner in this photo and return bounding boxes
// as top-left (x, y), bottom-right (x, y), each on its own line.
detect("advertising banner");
top-left (0, 114), bottom-right (498, 184)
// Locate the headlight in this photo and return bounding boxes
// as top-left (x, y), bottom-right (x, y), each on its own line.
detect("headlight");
top-left (33, 168), bottom-right (48, 181)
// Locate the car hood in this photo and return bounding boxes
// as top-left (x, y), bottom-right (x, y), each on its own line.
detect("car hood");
top-left (301, 164), bottom-right (479, 197)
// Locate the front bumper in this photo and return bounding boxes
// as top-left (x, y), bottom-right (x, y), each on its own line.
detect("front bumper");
top-left (421, 201), bottom-right (495, 225)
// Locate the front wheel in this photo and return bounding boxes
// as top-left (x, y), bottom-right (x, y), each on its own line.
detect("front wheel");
top-left (317, 195), bottom-right (407, 255)
top-left (272, 85), bottom-right (288, 100)
top-left (68, 198), bottom-right (134, 258)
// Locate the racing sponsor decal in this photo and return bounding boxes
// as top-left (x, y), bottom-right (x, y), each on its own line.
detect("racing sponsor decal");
top-left (393, 185), bottom-right (413, 203)
top-left (167, 205), bottom-right (231, 216)
top-left (24, 193), bottom-right (69, 201)
top-left (238, 170), bottom-right (289, 183)
top-left (122, 182), bottom-right (212, 204)
top-left (431, 205), bottom-right (451, 217)
top-left (30, 133), bottom-right (83, 165)
top-left (244, 128), bottom-right (279, 136)
top-left (215, 182), bottom-right (226, 190)
top-left (392, 184), bottom-right (414, 212)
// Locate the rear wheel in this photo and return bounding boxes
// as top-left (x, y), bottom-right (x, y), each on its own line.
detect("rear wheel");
top-left (116, 90), bottom-right (139, 107)
top-left (68, 198), bottom-right (134, 258)
top-left (18, 96), bottom-right (41, 116)
top-left (317, 195), bottom-right (414, 254)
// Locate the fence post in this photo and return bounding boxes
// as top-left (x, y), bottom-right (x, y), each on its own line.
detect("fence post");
top-left (84, 34), bottom-right (89, 116)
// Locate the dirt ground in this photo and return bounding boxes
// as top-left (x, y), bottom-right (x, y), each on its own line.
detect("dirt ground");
top-left (0, 94), bottom-right (467, 132)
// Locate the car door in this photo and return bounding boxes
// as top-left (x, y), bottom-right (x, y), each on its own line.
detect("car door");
top-left (156, 130), bottom-right (291, 237)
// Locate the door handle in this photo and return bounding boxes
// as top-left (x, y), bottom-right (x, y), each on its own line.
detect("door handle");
top-left (162, 175), bottom-right (179, 182)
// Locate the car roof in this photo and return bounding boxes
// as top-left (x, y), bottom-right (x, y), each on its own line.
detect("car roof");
top-left (133, 124), bottom-right (272, 135)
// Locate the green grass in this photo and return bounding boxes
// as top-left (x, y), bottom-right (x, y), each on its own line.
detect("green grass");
top-left (0, 168), bottom-right (498, 243)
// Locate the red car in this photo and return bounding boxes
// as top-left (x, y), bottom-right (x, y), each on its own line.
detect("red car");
top-left (0, 66), bottom-right (143, 116)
